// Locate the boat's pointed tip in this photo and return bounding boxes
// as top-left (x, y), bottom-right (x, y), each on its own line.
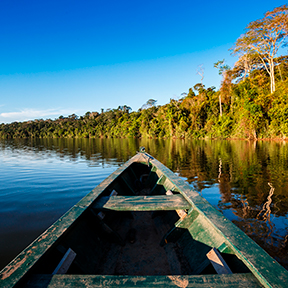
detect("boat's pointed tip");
top-left (139, 146), bottom-right (146, 152)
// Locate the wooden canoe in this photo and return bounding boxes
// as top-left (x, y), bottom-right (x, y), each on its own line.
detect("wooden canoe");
top-left (1, 149), bottom-right (288, 288)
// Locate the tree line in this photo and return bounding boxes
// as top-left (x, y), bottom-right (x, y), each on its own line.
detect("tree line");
top-left (1, 5), bottom-right (288, 140)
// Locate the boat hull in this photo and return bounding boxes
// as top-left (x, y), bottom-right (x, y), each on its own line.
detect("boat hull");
top-left (1, 151), bottom-right (288, 287)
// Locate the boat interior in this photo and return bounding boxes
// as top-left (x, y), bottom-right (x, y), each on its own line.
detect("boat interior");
top-left (14, 159), bottom-right (264, 287)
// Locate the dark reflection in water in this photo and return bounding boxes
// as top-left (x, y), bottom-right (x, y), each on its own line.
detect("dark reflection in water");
top-left (0, 138), bottom-right (288, 270)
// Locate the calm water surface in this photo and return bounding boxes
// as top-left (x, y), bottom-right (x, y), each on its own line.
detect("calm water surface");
top-left (0, 138), bottom-right (288, 270)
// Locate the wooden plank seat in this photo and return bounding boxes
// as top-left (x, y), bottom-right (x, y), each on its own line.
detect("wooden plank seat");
top-left (92, 195), bottom-right (191, 211)
top-left (25, 273), bottom-right (262, 288)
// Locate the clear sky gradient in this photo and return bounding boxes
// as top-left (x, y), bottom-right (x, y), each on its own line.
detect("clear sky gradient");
top-left (0, 0), bottom-right (286, 123)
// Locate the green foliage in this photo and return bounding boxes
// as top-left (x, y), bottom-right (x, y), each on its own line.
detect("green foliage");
top-left (214, 59), bottom-right (230, 75)
top-left (268, 80), bottom-right (288, 137)
top-left (0, 65), bottom-right (287, 141)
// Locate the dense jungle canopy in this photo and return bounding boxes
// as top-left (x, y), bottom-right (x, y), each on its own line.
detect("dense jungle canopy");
top-left (1, 5), bottom-right (288, 140)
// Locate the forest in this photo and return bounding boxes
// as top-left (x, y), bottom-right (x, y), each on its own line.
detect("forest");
top-left (0, 5), bottom-right (288, 140)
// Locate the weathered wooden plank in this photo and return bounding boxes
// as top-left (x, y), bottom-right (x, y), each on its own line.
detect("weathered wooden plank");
top-left (160, 208), bottom-right (199, 246)
top-left (25, 273), bottom-right (262, 288)
top-left (206, 248), bottom-right (232, 275)
top-left (166, 190), bottom-right (187, 219)
top-left (218, 242), bottom-right (232, 254)
top-left (97, 190), bottom-right (118, 220)
top-left (52, 248), bottom-right (76, 275)
top-left (55, 245), bottom-right (84, 273)
top-left (92, 195), bottom-right (191, 211)
top-left (186, 213), bottom-right (226, 252)
top-left (163, 179), bottom-right (177, 193)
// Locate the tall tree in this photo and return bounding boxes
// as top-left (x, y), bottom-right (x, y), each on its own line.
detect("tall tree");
top-left (141, 99), bottom-right (157, 110)
top-left (196, 64), bottom-right (205, 84)
top-left (232, 53), bottom-right (260, 81)
top-left (214, 59), bottom-right (230, 117)
top-left (231, 5), bottom-right (288, 93)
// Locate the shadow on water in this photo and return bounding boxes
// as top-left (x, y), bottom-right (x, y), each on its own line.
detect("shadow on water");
top-left (0, 138), bottom-right (288, 270)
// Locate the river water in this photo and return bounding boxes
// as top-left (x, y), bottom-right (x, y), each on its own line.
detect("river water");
top-left (0, 138), bottom-right (288, 271)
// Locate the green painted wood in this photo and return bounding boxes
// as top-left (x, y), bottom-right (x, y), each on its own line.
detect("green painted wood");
top-left (25, 273), bottom-right (262, 288)
top-left (159, 175), bottom-right (167, 185)
top-left (92, 195), bottom-right (191, 211)
top-left (163, 179), bottom-right (176, 192)
top-left (151, 165), bottom-right (157, 172)
top-left (175, 208), bottom-right (199, 228)
top-left (143, 152), bottom-right (288, 288)
top-left (218, 242), bottom-right (233, 254)
top-left (160, 209), bottom-right (199, 246)
top-left (187, 213), bottom-right (226, 250)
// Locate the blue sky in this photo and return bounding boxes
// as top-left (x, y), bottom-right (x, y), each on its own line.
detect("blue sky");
top-left (0, 0), bottom-right (286, 123)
